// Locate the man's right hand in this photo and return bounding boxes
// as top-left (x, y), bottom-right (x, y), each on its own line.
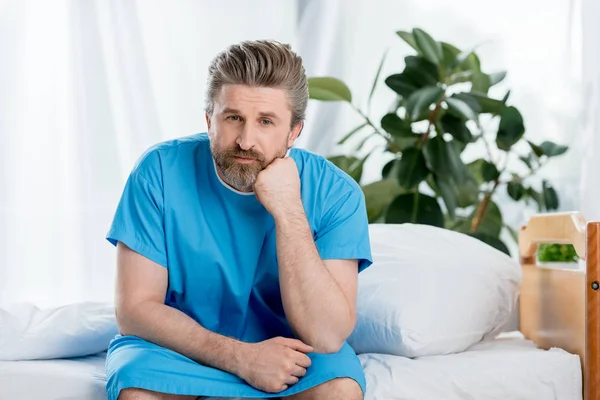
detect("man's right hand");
top-left (236, 336), bottom-right (313, 393)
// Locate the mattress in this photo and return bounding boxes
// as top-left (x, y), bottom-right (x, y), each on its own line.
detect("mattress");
top-left (360, 331), bottom-right (582, 400)
top-left (0, 332), bottom-right (582, 400)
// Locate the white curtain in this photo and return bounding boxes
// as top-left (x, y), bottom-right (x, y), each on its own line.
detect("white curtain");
top-left (0, 0), bottom-right (304, 307)
top-left (580, 0), bottom-right (600, 222)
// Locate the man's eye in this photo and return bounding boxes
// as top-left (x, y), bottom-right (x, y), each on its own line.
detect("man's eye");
top-left (261, 119), bottom-right (272, 125)
top-left (228, 116), bottom-right (241, 121)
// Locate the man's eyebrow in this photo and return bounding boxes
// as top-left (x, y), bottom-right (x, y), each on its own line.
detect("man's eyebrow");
top-left (221, 107), bottom-right (241, 115)
top-left (258, 111), bottom-right (280, 120)
top-left (221, 108), bottom-right (280, 121)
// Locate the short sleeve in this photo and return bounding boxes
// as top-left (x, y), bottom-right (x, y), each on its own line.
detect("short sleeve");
top-left (106, 152), bottom-right (167, 268)
top-left (314, 185), bottom-right (373, 273)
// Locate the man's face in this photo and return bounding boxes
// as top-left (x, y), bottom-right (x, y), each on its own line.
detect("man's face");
top-left (206, 84), bottom-right (302, 192)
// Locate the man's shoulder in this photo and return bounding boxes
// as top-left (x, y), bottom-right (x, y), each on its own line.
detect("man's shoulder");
top-left (292, 148), bottom-right (362, 195)
top-left (134, 133), bottom-right (209, 169)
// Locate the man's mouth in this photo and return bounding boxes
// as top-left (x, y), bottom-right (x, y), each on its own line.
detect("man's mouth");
top-left (233, 156), bottom-right (257, 164)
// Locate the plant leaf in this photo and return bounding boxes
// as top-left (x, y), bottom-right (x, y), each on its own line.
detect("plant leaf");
top-left (405, 86), bottom-right (444, 121)
top-left (440, 113), bottom-right (473, 143)
top-left (469, 232), bottom-right (510, 255)
top-left (385, 74), bottom-right (419, 98)
top-left (507, 181), bottom-right (526, 201)
top-left (396, 31), bottom-right (420, 52)
top-left (540, 141), bottom-right (569, 157)
top-left (385, 192), bottom-right (445, 227)
top-left (368, 50), bottom-right (389, 108)
top-left (308, 77), bottom-right (352, 102)
top-left (362, 179), bottom-right (405, 222)
top-left (404, 56), bottom-right (440, 83)
top-left (471, 71), bottom-right (491, 94)
top-left (434, 175), bottom-right (457, 218)
top-left (337, 122), bottom-right (368, 145)
top-left (446, 97), bottom-right (478, 121)
top-left (543, 180), bottom-right (559, 210)
top-left (396, 147), bottom-right (429, 188)
top-left (423, 136), bottom-right (469, 183)
top-left (455, 92), bottom-right (505, 115)
top-left (526, 187), bottom-right (545, 211)
top-left (441, 42), bottom-right (461, 69)
top-left (412, 28), bottom-right (443, 66)
top-left (468, 159), bottom-right (499, 184)
top-left (381, 113), bottom-right (412, 137)
top-left (489, 71), bottom-right (507, 86)
top-left (496, 106), bottom-right (525, 151)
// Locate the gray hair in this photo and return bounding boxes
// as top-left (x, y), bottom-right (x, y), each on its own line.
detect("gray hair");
top-left (205, 40), bottom-right (308, 128)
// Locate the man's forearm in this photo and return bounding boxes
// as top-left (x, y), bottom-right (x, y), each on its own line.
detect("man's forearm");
top-left (275, 208), bottom-right (354, 353)
top-left (117, 300), bottom-right (244, 375)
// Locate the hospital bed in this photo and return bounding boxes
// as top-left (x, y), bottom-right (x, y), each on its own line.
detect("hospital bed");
top-left (0, 212), bottom-right (594, 399)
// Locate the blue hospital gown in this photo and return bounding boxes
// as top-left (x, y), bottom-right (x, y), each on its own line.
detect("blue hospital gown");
top-left (105, 133), bottom-right (373, 399)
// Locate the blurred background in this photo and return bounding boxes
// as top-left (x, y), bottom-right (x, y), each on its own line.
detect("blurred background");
top-left (0, 0), bottom-right (597, 308)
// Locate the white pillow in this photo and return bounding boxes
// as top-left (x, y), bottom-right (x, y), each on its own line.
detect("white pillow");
top-left (349, 223), bottom-right (522, 358)
top-left (0, 302), bottom-right (118, 360)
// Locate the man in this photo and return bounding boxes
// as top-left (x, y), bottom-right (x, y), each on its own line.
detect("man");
top-left (105, 40), bottom-right (372, 400)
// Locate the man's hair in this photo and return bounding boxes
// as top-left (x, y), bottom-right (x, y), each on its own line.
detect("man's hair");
top-left (205, 40), bottom-right (308, 129)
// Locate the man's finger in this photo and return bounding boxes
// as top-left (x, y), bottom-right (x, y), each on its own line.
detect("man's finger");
top-left (291, 365), bottom-right (307, 378)
top-left (279, 338), bottom-right (313, 353)
top-left (293, 352), bottom-right (312, 369)
top-left (285, 375), bottom-right (299, 385)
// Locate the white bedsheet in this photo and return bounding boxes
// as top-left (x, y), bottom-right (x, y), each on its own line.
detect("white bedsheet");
top-left (359, 331), bottom-right (582, 400)
top-left (0, 332), bottom-right (582, 400)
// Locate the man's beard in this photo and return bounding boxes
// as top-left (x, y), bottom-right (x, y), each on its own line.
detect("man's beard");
top-left (211, 139), bottom-right (288, 191)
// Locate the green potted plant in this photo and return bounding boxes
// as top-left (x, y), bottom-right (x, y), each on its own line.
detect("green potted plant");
top-left (308, 28), bottom-right (569, 255)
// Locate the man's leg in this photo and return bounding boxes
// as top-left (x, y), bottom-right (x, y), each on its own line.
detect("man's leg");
top-left (282, 378), bottom-right (363, 400)
top-left (118, 387), bottom-right (199, 400)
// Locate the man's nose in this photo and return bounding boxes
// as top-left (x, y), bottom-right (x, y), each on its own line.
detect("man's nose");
top-left (236, 126), bottom-right (257, 151)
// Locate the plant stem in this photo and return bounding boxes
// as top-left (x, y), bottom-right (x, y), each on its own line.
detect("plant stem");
top-left (471, 150), bottom-right (511, 233)
top-left (423, 99), bottom-right (444, 145)
top-left (354, 106), bottom-right (403, 153)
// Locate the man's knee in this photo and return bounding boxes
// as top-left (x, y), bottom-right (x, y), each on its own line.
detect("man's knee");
top-left (118, 387), bottom-right (198, 400)
top-left (285, 377), bottom-right (363, 400)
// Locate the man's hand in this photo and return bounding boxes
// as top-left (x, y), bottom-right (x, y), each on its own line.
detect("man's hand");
top-left (236, 337), bottom-right (313, 393)
top-left (253, 157), bottom-right (303, 219)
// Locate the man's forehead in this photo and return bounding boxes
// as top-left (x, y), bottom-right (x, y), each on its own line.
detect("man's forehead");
top-left (214, 85), bottom-right (291, 117)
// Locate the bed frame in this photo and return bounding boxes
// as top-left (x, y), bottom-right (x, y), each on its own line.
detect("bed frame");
top-left (519, 211), bottom-right (600, 400)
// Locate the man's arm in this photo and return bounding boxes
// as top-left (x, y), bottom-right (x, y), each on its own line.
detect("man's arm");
top-left (114, 241), bottom-right (313, 394)
top-left (275, 208), bottom-right (357, 354)
top-left (114, 241), bottom-right (244, 374)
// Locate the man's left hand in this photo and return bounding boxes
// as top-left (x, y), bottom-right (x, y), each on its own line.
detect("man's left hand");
top-left (254, 157), bottom-right (303, 218)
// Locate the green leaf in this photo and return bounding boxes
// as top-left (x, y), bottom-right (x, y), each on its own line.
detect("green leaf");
top-left (489, 71), bottom-right (507, 86)
top-left (337, 122), bottom-right (368, 145)
top-left (423, 136), bottom-right (469, 183)
top-left (362, 179), bottom-right (405, 222)
top-left (382, 158), bottom-right (399, 178)
top-left (412, 28), bottom-right (443, 66)
top-left (440, 113), bottom-right (473, 143)
top-left (434, 175), bottom-right (457, 218)
top-left (507, 181), bottom-right (526, 201)
top-left (446, 97), bottom-right (478, 121)
top-left (471, 71), bottom-right (491, 94)
top-left (404, 56), bottom-right (440, 83)
top-left (526, 187), bottom-right (545, 211)
top-left (459, 52), bottom-right (482, 72)
top-left (328, 155), bottom-right (364, 183)
top-left (519, 154), bottom-right (535, 170)
top-left (446, 70), bottom-right (474, 85)
top-left (396, 147), bottom-right (429, 189)
top-left (456, 92), bottom-right (505, 115)
top-left (368, 50), bottom-right (389, 108)
top-left (385, 192), bottom-right (445, 227)
top-left (405, 86), bottom-right (444, 121)
top-left (475, 201), bottom-right (504, 237)
top-left (441, 42), bottom-right (461, 69)
top-left (308, 77), bottom-right (352, 102)
top-left (502, 90), bottom-right (511, 103)
top-left (468, 159), bottom-right (499, 184)
top-left (396, 31), bottom-right (419, 52)
top-left (543, 180), bottom-right (559, 210)
top-left (469, 232), bottom-right (510, 255)
top-left (528, 140), bottom-right (569, 157)
top-left (455, 179), bottom-right (480, 207)
top-left (496, 106), bottom-right (525, 151)
top-left (385, 74), bottom-right (419, 98)
top-left (381, 113), bottom-right (412, 137)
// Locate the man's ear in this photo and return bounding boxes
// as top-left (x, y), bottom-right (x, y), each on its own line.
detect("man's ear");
top-left (205, 112), bottom-right (211, 130)
top-left (288, 121), bottom-right (304, 147)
